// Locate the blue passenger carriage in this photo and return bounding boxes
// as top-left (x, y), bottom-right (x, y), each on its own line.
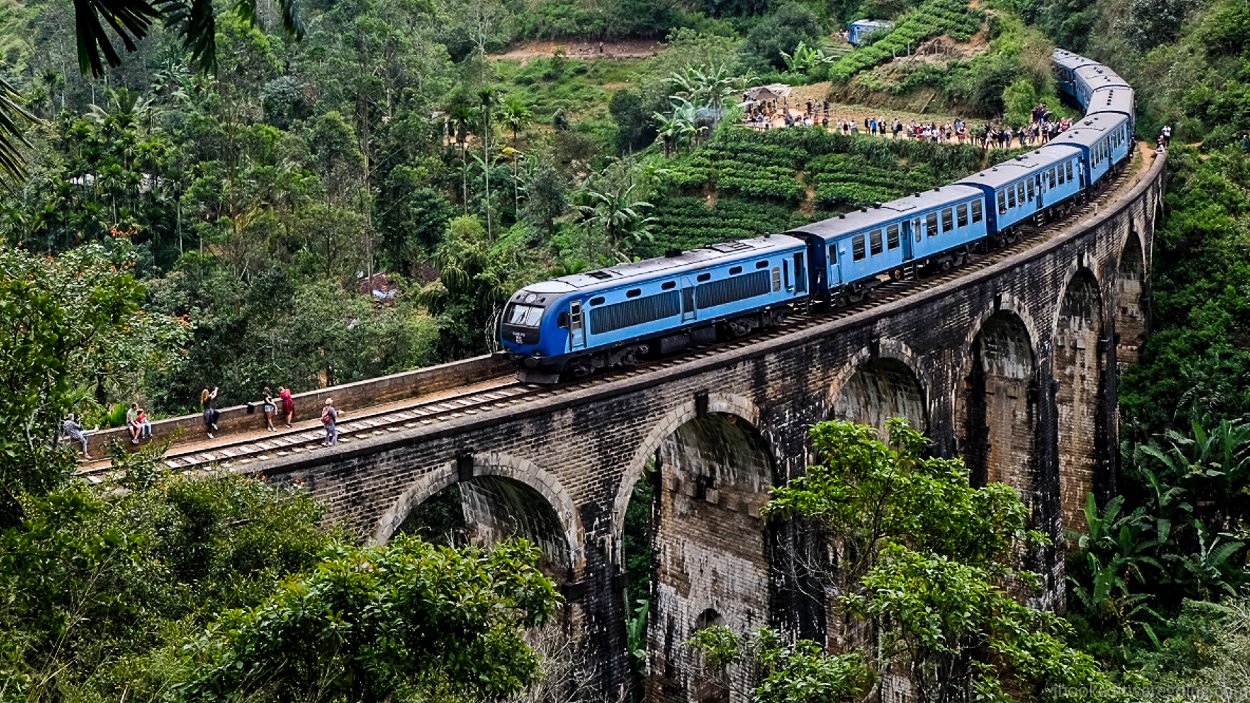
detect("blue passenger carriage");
top-left (500, 235), bottom-right (810, 382)
top-left (957, 146), bottom-right (1084, 234)
top-left (1049, 113), bottom-right (1132, 188)
top-left (1071, 64), bottom-right (1128, 109)
top-left (786, 186), bottom-right (988, 302)
top-left (1087, 85), bottom-right (1135, 133)
top-left (1052, 49), bottom-right (1099, 100)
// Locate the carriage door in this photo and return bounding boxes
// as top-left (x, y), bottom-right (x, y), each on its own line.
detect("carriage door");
top-left (793, 252), bottom-right (807, 293)
top-left (568, 300), bottom-right (586, 350)
top-left (1035, 173), bottom-right (1045, 209)
top-left (681, 276), bottom-right (697, 322)
top-left (902, 220), bottom-right (916, 261)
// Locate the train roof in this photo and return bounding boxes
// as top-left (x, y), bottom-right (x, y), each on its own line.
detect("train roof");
top-left (1052, 48), bottom-right (1098, 72)
top-left (1087, 86), bottom-right (1135, 117)
top-left (525, 234), bottom-right (807, 293)
top-left (1074, 63), bottom-right (1129, 90)
top-left (957, 145), bottom-right (1083, 189)
top-left (1049, 113), bottom-right (1130, 150)
top-left (786, 185), bottom-right (984, 240)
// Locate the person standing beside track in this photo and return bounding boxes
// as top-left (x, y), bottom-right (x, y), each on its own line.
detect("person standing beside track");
top-left (279, 386), bottom-right (295, 428)
top-left (321, 398), bottom-right (338, 446)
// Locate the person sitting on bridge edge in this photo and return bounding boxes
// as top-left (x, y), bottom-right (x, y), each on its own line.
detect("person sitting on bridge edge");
top-left (279, 386), bottom-right (295, 428)
top-left (321, 398), bottom-right (338, 446)
top-left (126, 402), bottom-right (142, 444)
top-left (201, 386), bottom-right (220, 439)
top-left (63, 413), bottom-right (97, 460)
top-left (136, 406), bottom-right (152, 439)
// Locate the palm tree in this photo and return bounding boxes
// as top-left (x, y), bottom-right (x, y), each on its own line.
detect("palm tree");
top-left (446, 99), bottom-right (475, 213)
top-left (576, 183), bottom-right (655, 261)
top-left (652, 112), bottom-right (678, 157)
top-left (0, 77), bottom-right (35, 188)
top-left (478, 87), bottom-right (497, 239)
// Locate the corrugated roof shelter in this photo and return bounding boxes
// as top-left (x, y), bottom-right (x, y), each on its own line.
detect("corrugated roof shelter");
top-left (743, 84), bottom-right (792, 102)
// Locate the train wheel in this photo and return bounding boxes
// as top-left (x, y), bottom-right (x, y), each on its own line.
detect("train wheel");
top-left (569, 357), bottom-right (594, 378)
top-left (889, 267), bottom-right (903, 281)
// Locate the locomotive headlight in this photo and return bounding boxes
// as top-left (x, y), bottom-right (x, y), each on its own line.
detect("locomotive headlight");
top-left (524, 293), bottom-right (537, 303)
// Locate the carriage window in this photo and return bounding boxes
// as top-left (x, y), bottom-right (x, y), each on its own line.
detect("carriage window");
top-left (1058, 163), bottom-right (1066, 184)
top-left (1066, 161), bottom-right (1074, 180)
top-left (1048, 168), bottom-right (1056, 188)
top-left (941, 208), bottom-right (954, 232)
top-left (886, 224), bottom-right (900, 250)
top-left (925, 212), bottom-right (938, 237)
top-left (852, 235), bottom-right (866, 261)
top-left (661, 281), bottom-right (676, 290)
top-left (1007, 187), bottom-right (1016, 209)
top-left (956, 203), bottom-right (968, 228)
top-left (1016, 182), bottom-right (1026, 202)
top-left (971, 199), bottom-right (983, 223)
top-left (1026, 179), bottom-right (1035, 200)
top-left (729, 266), bottom-right (742, 275)
top-left (828, 244), bottom-right (837, 263)
top-left (506, 303), bottom-right (544, 327)
top-left (997, 191), bottom-right (1007, 213)
top-left (869, 229), bottom-right (883, 255)
top-left (697, 273), bottom-right (711, 282)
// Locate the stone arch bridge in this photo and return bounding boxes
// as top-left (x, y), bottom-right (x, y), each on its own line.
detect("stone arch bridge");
top-left (124, 155), bottom-right (1164, 701)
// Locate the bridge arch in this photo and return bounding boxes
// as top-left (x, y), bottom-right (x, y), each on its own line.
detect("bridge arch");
top-left (1114, 229), bottom-right (1148, 370)
top-left (610, 392), bottom-right (764, 562)
top-left (827, 339), bottom-right (929, 435)
top-left (611, 394), bottom-right (775, 703)
top-left (957, 298), bottom-right (1041, 500)
top-left (371, 453), bottom-right (583, 575)
top-left (1052, 266), bottom-right (1106, 533)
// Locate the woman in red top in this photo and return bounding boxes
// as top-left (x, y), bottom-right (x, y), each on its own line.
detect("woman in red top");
top-left (278, 386), bottom-right (295, 428)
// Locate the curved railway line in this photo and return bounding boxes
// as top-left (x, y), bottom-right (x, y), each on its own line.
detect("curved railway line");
top-left (79, 144), bottom-right (1154, 483)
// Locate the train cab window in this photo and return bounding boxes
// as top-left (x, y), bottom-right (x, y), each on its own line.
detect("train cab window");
top-left (886, 224), bottom-right (900, 250)
top-left (925, 212), bottom-right (938, 237)
top-left (852, 235), bottom-right (866, 261)
top-left (956, 203), bottom-right (968, 228)
top-left (505, 303), bottom-right (544, 327)
top-left (869, 229), bottom-right (883, 255)
top-left (697, 273), bottom-right (711, 282)
top-left (557, 312), bottom-right (569, 328)
top-left (661, 281), bottom-right (676, 290)
top-left (590, 296), bottom-right (605, 305)
top-left (941, 208), bottom-right (954, 232)
top-left (729, 266), bottom-right (743, 275)
top-left (1026, 179), bottom-right (1035, 201)
top-left (971, 199), bottom-right (983, 223)
top-left (997, 191), bottom-right (1007, 213)
top-left (828, 244), bottom-right (837, 263)
top-left (755, 260), bottom-right (769, 269)
top-left (1007, 187), bottom-right (1016, 209)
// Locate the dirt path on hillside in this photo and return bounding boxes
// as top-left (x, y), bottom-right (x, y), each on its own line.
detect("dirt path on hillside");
top-left (491, 40), bottom-right (660, 62)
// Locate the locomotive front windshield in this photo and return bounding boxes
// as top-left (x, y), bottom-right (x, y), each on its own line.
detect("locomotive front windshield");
top-left (506, 303), bottom-right (545, 327)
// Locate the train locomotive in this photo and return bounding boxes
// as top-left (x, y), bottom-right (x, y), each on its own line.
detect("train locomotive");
top-left (500, 49), bottom-right (1136, 384)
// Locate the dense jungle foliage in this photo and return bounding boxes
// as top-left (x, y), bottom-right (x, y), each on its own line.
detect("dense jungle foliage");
top-left (3, 0), bottom-right (1250, 699)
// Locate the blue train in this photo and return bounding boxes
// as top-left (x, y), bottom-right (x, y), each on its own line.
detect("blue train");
top-left (500, 49), bottom-right (1136, 384)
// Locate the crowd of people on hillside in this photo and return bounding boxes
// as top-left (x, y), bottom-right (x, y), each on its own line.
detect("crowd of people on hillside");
top-left (62, 383), bottom-right (338, 461)
top-left (743, 98), bottom-right (1079, 150)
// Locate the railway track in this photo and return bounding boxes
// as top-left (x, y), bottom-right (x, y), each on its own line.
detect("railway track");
top-left (80, 149), bottom-right (1148, 481)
